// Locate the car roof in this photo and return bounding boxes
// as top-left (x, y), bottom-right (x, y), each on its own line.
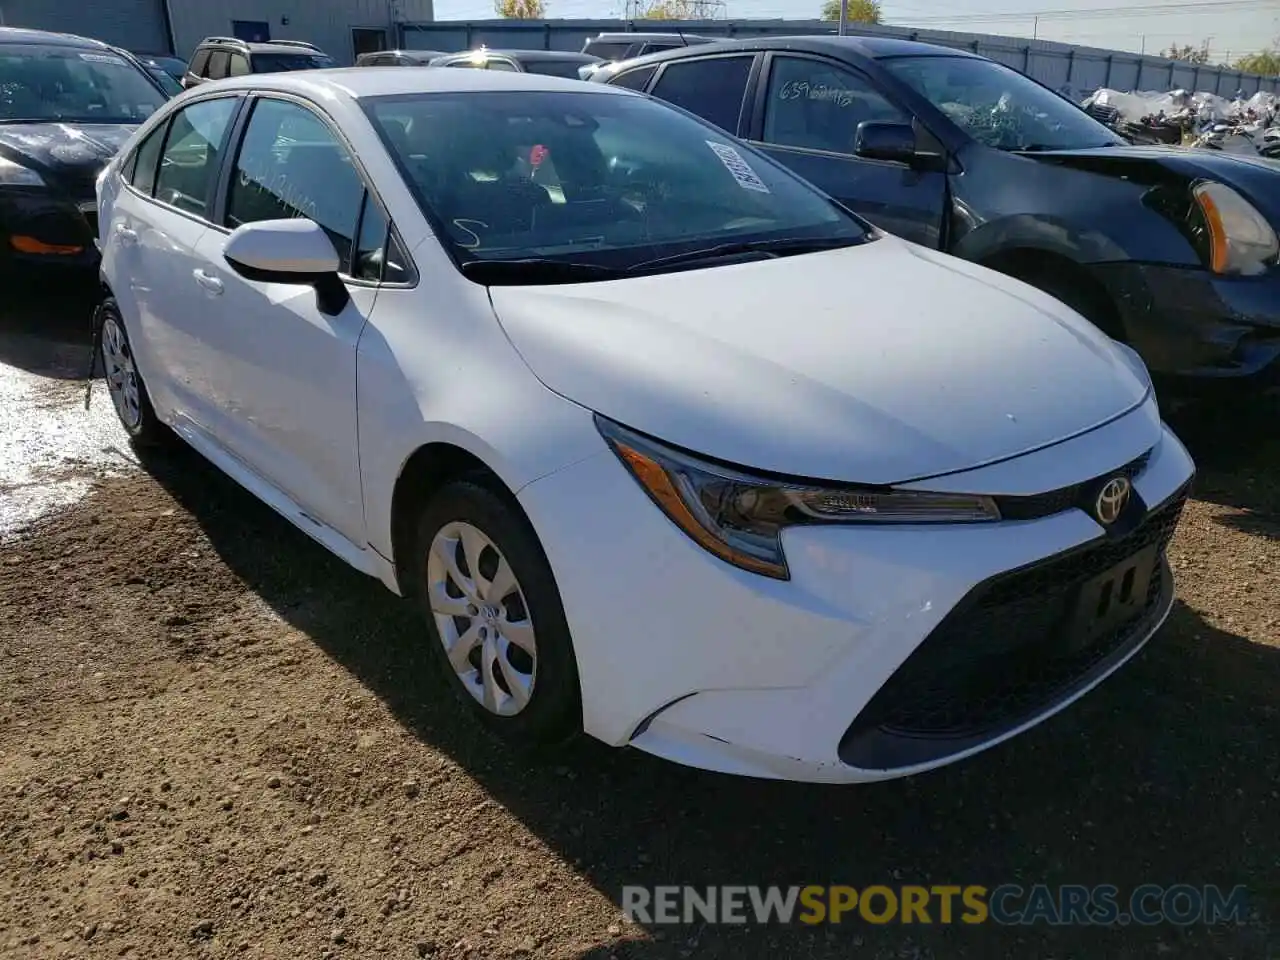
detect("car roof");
top-left (605, 34), bottom-right (980, 66)
top-left (0, 26), bottom-right (113, 49)
top-left (437, 49), bottom-right (603, 63)
top-left (193, 66), bottom-right (631, 99)
top-left (590, 32), bottom-right (712, 42)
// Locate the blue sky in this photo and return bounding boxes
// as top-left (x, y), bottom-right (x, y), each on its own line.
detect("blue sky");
top-left (429, 0), bottom-right (1280, 63)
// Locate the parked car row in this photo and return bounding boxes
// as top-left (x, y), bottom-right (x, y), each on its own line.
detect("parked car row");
top-left (86, 61), bottom-right (1204, 784)
top-left (0, 23), bottom-right (1271, 784)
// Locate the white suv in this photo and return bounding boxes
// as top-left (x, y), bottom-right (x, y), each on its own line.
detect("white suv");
top-left (96, 67), bottom-right (1194, 782)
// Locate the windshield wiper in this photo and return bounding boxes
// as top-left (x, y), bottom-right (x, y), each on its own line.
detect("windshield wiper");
top-left (629, 236), bottom-right (863, 273)
top-left (460, 258), bottom-right (628, 285)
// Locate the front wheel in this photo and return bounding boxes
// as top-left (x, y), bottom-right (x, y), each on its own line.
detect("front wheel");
top-left (409, 478), bottom-right (582, 747)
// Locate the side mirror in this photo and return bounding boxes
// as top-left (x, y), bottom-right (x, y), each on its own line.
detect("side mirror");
top-left (223, 218), bottom-right (350, 316)
top-left (854, 121), bottom-right (919, 166)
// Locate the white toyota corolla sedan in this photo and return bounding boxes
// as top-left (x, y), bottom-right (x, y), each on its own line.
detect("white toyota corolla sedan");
top-left (96, 67), bottom-right (1195, 783)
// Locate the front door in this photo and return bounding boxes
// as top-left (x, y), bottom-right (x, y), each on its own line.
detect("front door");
top-left (747, 53), bottom-right (948, 249)
top-left (189, 96), bottom-right (373, 545)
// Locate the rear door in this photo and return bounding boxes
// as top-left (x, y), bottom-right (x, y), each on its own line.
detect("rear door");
top-left (745, 53), bottom-right (947, 248)
top-left (645, 53), bottom-right (758, 135)
top-left (105, 95), bottom-right (242, 420)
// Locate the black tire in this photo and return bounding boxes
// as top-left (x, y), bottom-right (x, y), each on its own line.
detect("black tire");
top-left (1015, 266), bottom-right (1126, 341)
top-left (96, 298), bottom-right (170, 448)
top-left (408, 477), bottom-right (582, 747)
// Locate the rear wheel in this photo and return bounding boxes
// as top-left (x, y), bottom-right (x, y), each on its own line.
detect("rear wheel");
top-left (409, 478), bottom-right (581, 747)
top-left (98, 298), bottom-right (169, 448)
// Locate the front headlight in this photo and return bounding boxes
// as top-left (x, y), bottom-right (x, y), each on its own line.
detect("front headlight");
top-left (1191, 181), bottom-right (1278, 276)
top-left (597, 416), bottom-right (1000, 580)
top-left (0, 155), bottom-right (45, 187)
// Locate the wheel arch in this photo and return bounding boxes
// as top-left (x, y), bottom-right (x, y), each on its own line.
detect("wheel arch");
top-left (977, 246), bottom-right (1127, 341)
top-left (388, 440), bottom-right (533, 596)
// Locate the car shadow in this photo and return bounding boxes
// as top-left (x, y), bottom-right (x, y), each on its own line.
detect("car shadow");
top-left (0, 276), bottom-right (100, 380)
top-left (134, 441), bottom-right (1279, 958)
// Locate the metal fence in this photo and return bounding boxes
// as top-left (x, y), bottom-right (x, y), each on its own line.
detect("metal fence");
top-left (400, 18), bottom-right (1280, 99)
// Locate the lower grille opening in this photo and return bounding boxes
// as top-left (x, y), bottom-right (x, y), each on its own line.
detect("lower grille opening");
top-left (839, 487), bottom-right (1188, 771)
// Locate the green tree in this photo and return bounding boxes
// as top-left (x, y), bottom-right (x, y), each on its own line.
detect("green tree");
top-left (494, 0), bottom-right (545, 17)
top-left (1234, 42), bottom-right (1280, 77)
top-left (1162, 41), bottom-right (1212, 64)
top-left (636, 0), bottom-right (722, 17)
top-left (819, 0), bottom-right (882, 23)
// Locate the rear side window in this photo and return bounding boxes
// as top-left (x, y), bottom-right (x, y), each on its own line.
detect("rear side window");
top-left (126, 121), bottom-right (167, 195)
top-left (188, 49), bottom-right (210, 76)
top-left (206, 50), bottom-right (230, 79)
top-left (609, 65), bottom-right (656, 91)
top-left (228, 54), bottom-right (250, 77)
top-left (650, 56), bottom-right (753, 133)
top-left (226, 98), bottom-right (365, 271)
top-left (583, 40), bottom-right (630, 60)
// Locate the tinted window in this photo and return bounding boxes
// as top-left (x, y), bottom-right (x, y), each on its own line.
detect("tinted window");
top-left (252, 53), bottom-right (337, 73)
top-left (522, 59), bottom-right (592, 79)
top-left (0, 44), bottom-right (165, 123)
top-left (763, 57), bottom-right (908, 155)
top-left (188, 49), bottom-right (210, 76)
top-left (637, 41), bottom-right (677, 55)
top-left (226, 98), bottom-right (364, 271)
top-left (650, 56), bottom-right (752, 133)
top-left (154, 98), bottom-right (237, 216)
top-left (228, 54), bottom-right (250, 77)
top-left (609, 65), bottom-right (655, 91)
top-left (205, 50), bottom-right (229, 79)
top-left (583, 41), bottom-right (630, 60)
top-left (366, 90), bottom-right (866, 273)
top-left (127, 121), bottom-right (166, 195)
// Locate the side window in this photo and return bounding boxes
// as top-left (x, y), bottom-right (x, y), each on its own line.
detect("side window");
top-left (486, 59), bottom-right (518, 72)
top-left (154, 97), bottom-right (238, 217)
top-left (649, 56), bottom-right (753, 133)
top-left (206, 50), bottom-right (230, 80)
top-left (226, 98), bottom-right (365, 272)
top-left (126, 121), bottom-right (167, 195)
top-left (352, 193), bottom-right (411, 284)
top-left (762, 56), bottom-right (908, 155)
top-left (610, 65), bottom-right (656, 91)
top-left (444, 59), bottom-right (476, 69)
top-left (188, 49), bottom-right (210, 76)
top-left (228, 54), bottom-right (251, 77)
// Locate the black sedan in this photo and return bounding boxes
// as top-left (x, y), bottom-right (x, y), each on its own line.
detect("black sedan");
top-left (592, 37), bottom-right (1280, 390)
top-left (0, 27), bottom-right (167, 273)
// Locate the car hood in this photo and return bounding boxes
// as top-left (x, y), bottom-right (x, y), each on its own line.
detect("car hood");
top-left (1027, 144), bottom-right (1280, 225)
top-left (0, 122), bottom-right (138, 195)
top-left (489, 237), bottom-right (1150, 484)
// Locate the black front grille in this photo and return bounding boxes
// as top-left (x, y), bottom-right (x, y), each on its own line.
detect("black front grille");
top-left (996, 449), bottom-right (1151, 521)
top-left (839, 485), bottom-right (1188, 771)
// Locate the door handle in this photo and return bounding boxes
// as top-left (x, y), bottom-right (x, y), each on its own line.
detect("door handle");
top-left (193, 269), bottom-right (224, 295)
top-left (115, 224), bottom-right (138, 244)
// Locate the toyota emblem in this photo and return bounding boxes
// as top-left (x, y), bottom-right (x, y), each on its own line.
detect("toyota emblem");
top-left (1095, 476), bottom-right (1132, 526)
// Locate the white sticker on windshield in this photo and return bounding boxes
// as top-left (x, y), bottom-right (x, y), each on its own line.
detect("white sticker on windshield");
top-left (706, 141), bottom-right (771, 194)
top-left (80, 53), bottom-right (127, 65)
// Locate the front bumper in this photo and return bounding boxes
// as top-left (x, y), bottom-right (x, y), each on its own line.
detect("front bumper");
top-left (517, 403), bottom-right (1195, 783)
top-left (0, 188), bottom-right (99, 270)
top-left (1098, 261), bottom-right (1280, 387)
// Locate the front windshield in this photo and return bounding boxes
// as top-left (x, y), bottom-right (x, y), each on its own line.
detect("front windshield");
top-left (253, 53), bottom-right (337, 73)
top-left (881, 55), bottom-right (1123, 151)
top-left (365, 90), bottom-right (868, 271)
top-left (0, 45), bottom-right (165, 124)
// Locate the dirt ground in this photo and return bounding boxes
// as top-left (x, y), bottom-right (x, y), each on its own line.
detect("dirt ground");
top-left (0, 286), bottom-right (1277, 960)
